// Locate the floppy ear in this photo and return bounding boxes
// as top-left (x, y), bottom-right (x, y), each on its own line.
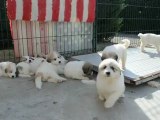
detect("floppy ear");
top-left (5, 68), bottom-right (8, 73)
top-left (41, 53), bottom-right (47, 59)
top-left (112, 63), bottom-right (123, 72)
top-left (21, 56), bottom-right (27, 62)
top-left (15, 67), bottom-right (19, 77)
top-left (82, 62), bottom-right (93, 75)
top-left (101, 55), bottom-right (106, 61)
top-left (17, 66), bottom-right (23, 71)
top-left (108, 52), bottom-right (118, 61)
top-left (113, 54), bottom-right (118, 61)
top-left (46, 52), bottom-right (52, 60)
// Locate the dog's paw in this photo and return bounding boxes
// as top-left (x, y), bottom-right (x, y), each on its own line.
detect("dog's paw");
top-left (121, 65), bottom-right (126, 70)
top-left (35, 80), bottom-right (42, 89)
top-left (56, 79), bottom-right (62, 83)
top-left (99, 96), bottom-right (105, 101)
top-left (57, 78), bottom-right (67, 83)
top-left (104, 101), bottom-right (115, 108)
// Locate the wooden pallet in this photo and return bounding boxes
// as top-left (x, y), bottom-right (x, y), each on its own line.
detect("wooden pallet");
top-left (72, 47), bottom-right (160, 85)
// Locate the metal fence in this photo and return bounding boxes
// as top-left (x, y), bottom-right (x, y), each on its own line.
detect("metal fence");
top-left (0, 0), bottom-right (160, 62)
top-left (95, 0), bottom-right (160, 50)
top-left (0, 0), bottom-right (95, 62)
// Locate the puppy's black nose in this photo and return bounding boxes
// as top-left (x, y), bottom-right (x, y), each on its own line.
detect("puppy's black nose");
top-left (106, 72), bottom-right (110, 76)
top-left (59, 61), bottom-right (61, 63)
top-left (29, 60), bottom-right (31, 63)
top-left (12, 75), bottom-right (14, 78)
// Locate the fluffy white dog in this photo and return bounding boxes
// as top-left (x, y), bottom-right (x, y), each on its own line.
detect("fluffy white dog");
top-left (96, 58), bottom-right (125, 108)
top-left (16, 62), bottom-right (32, 77)
top-left (101, 39), bottom-right (130, 69)
top-left (64, 61), bottom-right (93, 80)
top-left (0, 62), bottom-right (17, 78)
top-left (35, 51), bottom-right (67, 89)
top-left (29, 57), bottom-right (46, 74)
top-left (138, 33), bottom-right (160, 53)
top-left (45, 51), bottom-right (67, 75)
top-left (16, 56), bottom-right (46, 77)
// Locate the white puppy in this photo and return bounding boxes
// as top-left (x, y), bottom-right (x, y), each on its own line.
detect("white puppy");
top-left (96, 58), bottom-right (125, 108)
top-left (138, 33), bottom-right (160, 53)
top-left (64, 61), bottom-right (93, 80)
top-left (21, 56), bottom-right (35, 63)
top-left (102, 39), bottom-right (130, 69)
top-left (0, 62), bottom-right (17, 78)
top-left (16, 62), bottom-right (32, 77)
top-left (35, 51), bottom-right (67, 89)
top-left (29, 57), bottom-right (46, 74)
top-left (45, 51), bottom-right (67, 75)
top-left (16, 56), bottom-right (46, 77)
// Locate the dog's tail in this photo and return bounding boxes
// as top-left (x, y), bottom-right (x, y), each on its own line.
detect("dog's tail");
top-left (138, 33), bottom-right (143, 38)
top-left (121, 39), bottom-right (130, 48)
top-left (35, 73), bottom-right (42, 89)
top-left (81, 80), bottom-right (96, 85)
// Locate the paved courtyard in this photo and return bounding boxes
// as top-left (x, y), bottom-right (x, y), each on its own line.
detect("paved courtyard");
top-left (0, 77), bottom-right (160, 120)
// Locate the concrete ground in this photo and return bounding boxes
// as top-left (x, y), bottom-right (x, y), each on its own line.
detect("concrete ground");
top-left (0, 77), bottom-right (160, 120)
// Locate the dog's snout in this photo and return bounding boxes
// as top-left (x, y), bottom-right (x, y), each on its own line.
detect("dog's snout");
top-left (29, 60), bottom-right (32, 63)
top-left (59, 61), bottom-right (61, 64)
top-left (12, 75), bottom-right (15, 78)
top-left (106, 72), bottom-right (110, 76)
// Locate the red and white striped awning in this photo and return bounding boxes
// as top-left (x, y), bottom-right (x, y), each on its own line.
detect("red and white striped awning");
top-left (7, 0), bottom-right (96, 22)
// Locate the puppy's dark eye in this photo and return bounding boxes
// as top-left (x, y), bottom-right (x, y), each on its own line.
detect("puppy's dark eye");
top-left (103, 66), bottom-right (106, 69)
top-left (10, 71), bottom-right (12, 73)
top-left (58, 56), bottom-right (61, 58)
top-left (110, 66), bottom-right (115, 72)
top-left (54, 58), bottom-right (56, 61)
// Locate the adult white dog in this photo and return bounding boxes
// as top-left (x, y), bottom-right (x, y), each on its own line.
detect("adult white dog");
top-left (64, 61), bottom-right (93, 80)
top-left (138, 33), bottom-right (160, 53)
top-left (101, 39), bottom-right (130, 69)
top-left (35, 51), bottom-right (67, 89)
top-left (0, 62), bottom-right (17, 78)
top-left (96, 58), bottom-right (125, 108)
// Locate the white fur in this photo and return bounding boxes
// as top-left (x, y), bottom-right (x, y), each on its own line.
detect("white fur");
top-left (96, 59), bottom-right (125, 108)
top-left (29, 57), bottom-right (46, 73)
top-left (102, 39), bottom-right (130, 69)
top-left (45, 51), bottom-right (67, 75)
top-left (0, 62), bottom-right (16, 78)
top-left (35, 61), bottom-right (66, 89)
top-left (64, 61), bottom-right (89, 80)
top-left (56, 56), bottom-right (67, 75)
top-left (16, 56), bottom-right (46, 78)
top-left (35, 52), bottom-right (67, 89)
top-left (138, 33), bottom-right (160, 53)
top-left (16, 62), bottom-right (32, 77)
top-left (21, 56), bottom-right (35, 63)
